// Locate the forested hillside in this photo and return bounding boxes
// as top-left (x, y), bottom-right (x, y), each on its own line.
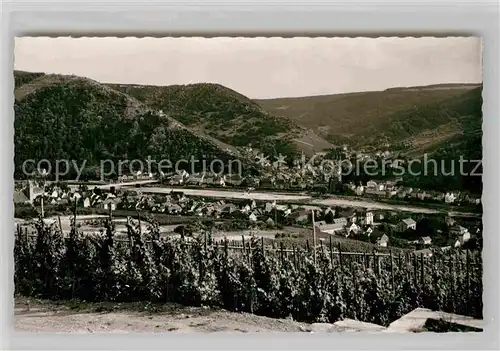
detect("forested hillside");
top-left (14, 72), bottom-right (235, 179)
top-left (109, 82), bottom-right (331, 157)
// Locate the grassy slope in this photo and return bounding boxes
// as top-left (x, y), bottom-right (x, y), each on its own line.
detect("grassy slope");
top-left (255, 84), bottom-right (482, 151)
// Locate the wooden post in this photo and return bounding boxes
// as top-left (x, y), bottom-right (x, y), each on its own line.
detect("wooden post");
top-left (329, 235), bottom-right (333, 263)
top-left (292, 245), bottom-right (297, 269)
top-left (41, 180), bottom-right (45, 218)
top-left (413, 253), bottom-right (418, 286)
top-left (420, 253), bottom-right (425, 286)
top-left (126, 217), bottom-right (133, 250)
top-left (338, 242), bottom-right (342, 266)
top-left (261, 236), bottom-right (265, 257)
top-left (306, 239), bottom-right (310, 252)
top-left (58, 215), bottom-right (63, 235)
top-left (280, 241), bottom-right (284, 264)
top-left (376, 252), bottom-right (381, 276)
top-left (466, 249), bottom-right (471, 295)
top-left (312, 209), bottom-right (317, 266)
top-left (137, 209), bottom-right (142, 236)
top-left (372, 251), bottom-right (377, 272)
top-left (449, 252), bottom-right (454, 305)
top-left (247, 239), bottom-right (252, 265)
top-left (390, 250), bottom-right (395, 296)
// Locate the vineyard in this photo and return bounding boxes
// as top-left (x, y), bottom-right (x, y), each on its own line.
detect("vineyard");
top-left (14, 217), bottom-right (482, 327)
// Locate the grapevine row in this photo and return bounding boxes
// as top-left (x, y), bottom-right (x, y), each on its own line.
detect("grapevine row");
top-left (14, 218), bottom-right (482, 326)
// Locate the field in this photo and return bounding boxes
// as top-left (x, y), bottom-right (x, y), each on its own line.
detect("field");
top-left (14, 218), bottom-right (482, 327)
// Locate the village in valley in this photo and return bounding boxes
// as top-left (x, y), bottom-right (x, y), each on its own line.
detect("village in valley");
top-left (14, 148), bottom-right (482, 256)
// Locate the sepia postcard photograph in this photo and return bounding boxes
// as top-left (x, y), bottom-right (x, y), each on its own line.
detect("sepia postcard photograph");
top-left (13, 36), bottom-right (483, 334)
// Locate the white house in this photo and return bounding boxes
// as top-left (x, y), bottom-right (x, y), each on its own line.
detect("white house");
top-left (355, 185), bottom-right (364, 196)
top-left (445, 192), bottom-right (457, 204)
top-left (359, 211), bottom-right (374, 225)
top-left (377, 234), bottom-right (389, 247)
top-left (249, 213), bottom-right (258, 222)
top-left (397, 218), bottom-right (417, 232)
top-left (419, 236), bottom-right (432, 245)
top-left (365, 226), bottom-right (374, 236)
top-left (83, 197), bottom-right (91, 208)
top-left (451, 225), bottom-right (471, 244)
top-left (346, 223), bottom-right (360, 235)
top-left (241, 204), bottom-right (251, 213)
top-left (333, 217), bottom-right (347, 225)
top-left (367, 180), bottom-right (385, 191)
top-left (102, 198), bottom-right (118, 211)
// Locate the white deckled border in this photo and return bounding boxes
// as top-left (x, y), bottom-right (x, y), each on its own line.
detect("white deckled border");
top-left (2, 1), bottom-right (499, 350)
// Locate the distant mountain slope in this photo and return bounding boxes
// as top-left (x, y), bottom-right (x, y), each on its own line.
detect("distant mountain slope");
top-left (14, 71), bottom-right (237, 179)
top-left (13, 71), bottom-right (45, 89)
top-left (109, 83), bottom-right (333, 156)
top-left (255, 84), bottom-right (482, 151)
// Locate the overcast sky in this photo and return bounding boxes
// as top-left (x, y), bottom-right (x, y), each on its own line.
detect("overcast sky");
top-left (14, 36), bottom-right (482, 99)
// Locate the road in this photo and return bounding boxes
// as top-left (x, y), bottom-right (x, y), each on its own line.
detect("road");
top-left (96, 180), bottom-right (160, 190)
top-left (313, 198), bottom-right (443, 214)
top-left (137, 187), bottom-right (311, 201)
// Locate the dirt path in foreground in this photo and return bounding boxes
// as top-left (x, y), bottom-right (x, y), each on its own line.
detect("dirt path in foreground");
top-left (14, 299), bottom-right (313, 333)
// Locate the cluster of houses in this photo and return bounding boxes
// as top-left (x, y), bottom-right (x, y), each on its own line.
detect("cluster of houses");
top-left (313, 210), bottom-right (395, 248)
top-left (314, 211), bottom-right (473, 251)
top-left (14, 181), bottom-right (121, 211)
top-left (347, 179), bottom-right (481, 205)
